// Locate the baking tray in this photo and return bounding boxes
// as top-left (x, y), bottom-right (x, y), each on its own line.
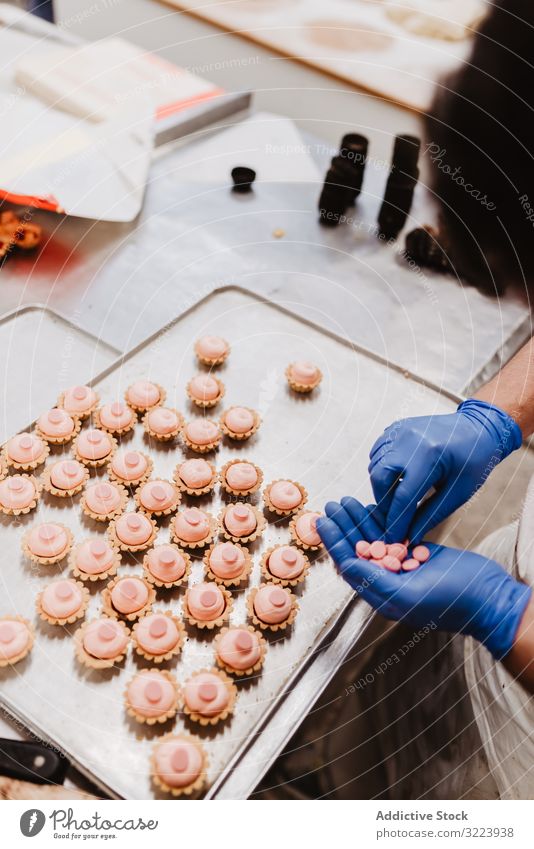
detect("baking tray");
top-left (0, 286), bottom-right (458, 799)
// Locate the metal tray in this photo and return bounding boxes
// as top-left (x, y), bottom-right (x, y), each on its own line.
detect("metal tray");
top-left (0, 287), bottom-right (458, 799)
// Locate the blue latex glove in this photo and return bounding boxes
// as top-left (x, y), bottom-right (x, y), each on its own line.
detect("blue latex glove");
top-left (368, 398), bottom-right (522, 543)
top-left (317, 497), bottom-right (532, 660)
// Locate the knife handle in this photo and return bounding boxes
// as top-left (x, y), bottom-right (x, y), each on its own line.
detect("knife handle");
top-left (0, 737), bottom-right (69, 785)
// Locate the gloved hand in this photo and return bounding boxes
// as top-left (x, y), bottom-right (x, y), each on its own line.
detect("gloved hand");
top-left (368, 398), bottom-right (522, 543)
top-left (317, 497), bottom-right (532, 659)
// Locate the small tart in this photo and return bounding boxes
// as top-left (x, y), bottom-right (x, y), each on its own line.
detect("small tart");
top-left (37, 578), bottom-right (89, 625)
top-left (183, 667), bottom-right (237, 726)
top-left (203, 541), bottom-right (252, 587)
top-left (35, 408), bottom-right (80, 445)
top-left (218, 502), bottom-right (266, 544)
top-left (0, 474), bottom-right (40, 515)
top-left (285, 361), bottom-right (323, 393)
top-left (134, 479), bottom-right (181, 517)
top-left (81, 480), bottom-right (128, 522)
top-left (143, 544), bottom-right (191, 589)
top-left (173, 458), bottom-right (217, 496)
top-left (151, 732), bottom-right (207, 797)
top-left (219, 406), bottom-right (260, 440)
top-left (101, 575), bottom-right (155, 622)
top-left (58, 385), bottom-right (99, 419)
top-left (142, 407), bottom-right (183, 442)
top-left (219, 459), bottom-right (263, 496)
top-left (263, 479), bottom-right (307, 516)
top-left (42, 459), bottom-right (89, 497)
top-left (186, 375), bottom-right (225, 409)
top-left (74, 617), bottom-right (130, 669)
top-left (108, 449), bottom-right (153, 488)
top-left (214, 625), bottom-right (266, 677)
top-left (73, 428), bottom-right (117, 468)
top-left (69, 538), bottom-right (120, 582)
top-left (125, 669), bottom-right (181, 725)
top-left (22, 522), bottom-right (73, 565)
top-left (289, 510), bottom-right (324, 551)
top-left (0, 616), bottom-right (34, 667)
top-left (125, 380), bottom-right (166, 413)
top-left (3, 432), bottom-right (49, 471)
top-left (182, 419), bottom-right (222, 453)
top-left (194, 334), bottom-right (230, 366)
top-left (170, 507), bottom-right (216, 550)
top-left (132, 611), bottom-right (184, 662)
top-left (108, 512), bottom-right (158, 553)
top-left (94, 401), bottom-right (136, 436)
top-left (247, 583), bottom-right (298, 632)
top-left (261, 544), bottom-right (309, 587)
top-left (183, 582), bottom-right (232, 630)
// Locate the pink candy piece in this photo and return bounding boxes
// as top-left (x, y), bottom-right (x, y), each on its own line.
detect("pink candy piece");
top-left (387, 543), bottom-right (408, 562)
top-left (171, 748), bottom-right (189, 773)
top-left (412, 545), bottom-right (430, 563)
top-left (369, 540), bottom-right (386, 559)
top-left (235, 631), bottom-right (253, 652)
top-left (381, 555), bottom-right (402, 572)
top-left (402, 558), bottom-right (420, 571)
top-left (198, 682), bottom-right (218, 702)
top-left (356, 540), bottom-right (371, 559)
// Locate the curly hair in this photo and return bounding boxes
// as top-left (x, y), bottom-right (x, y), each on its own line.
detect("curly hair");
top-left (425, 0), bottom-right (534, 300)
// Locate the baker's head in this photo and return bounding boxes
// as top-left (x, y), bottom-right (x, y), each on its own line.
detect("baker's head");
top-left (426, 0), bottom-right (534, 303)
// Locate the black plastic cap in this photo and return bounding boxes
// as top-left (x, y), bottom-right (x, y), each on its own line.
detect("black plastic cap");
top-left (231, 166), bottom-right (256, 193)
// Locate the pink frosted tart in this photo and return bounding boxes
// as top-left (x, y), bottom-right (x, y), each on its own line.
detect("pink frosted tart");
top-left (142, 407), bottom-right (183, 442)
top-left (173, 458), bottom-right (217, 496)
top-left (203, 541), bottom-right (252, 587)
top-left (151, 733), bottom-right (207, 796)
top-left (289, 510), bottom-right (324, 551)
top-left (219, 459), bottom-right (263, 496)
top-left (183, 582), bottom-right (232, 630)
top-left (42, 459), bottom-right (89, 498)
top-left (194, 334), bottom-right (230, 367)
top-left (125, 669), bottom-right (181, 724)
top-left (261, 545), bottom-right (309, 587)
top-left (81, 480), bottom-right (127, 522)
top-left (58, 385), bottom-right (99, 419)
top-left (37, 578), bottom-right (89, 626)
top-left (22, 522), bottom-right (73, 565)
top-left (143, 544), bottom-right (191, 589)
top-left (69, 538), bottom-right (120, 582)
top-left (108, 512), bottom-right (158, 553)
top-left (182, 667), bottom-right (237, 726)
top-left (170, 507), bottom-right (216, 549)
top-left (187, 375), bottom-right (225, 409)
top-left (214, 626), bottom-right (266, 676)
top-left (132, 611), bottom-right (184, 662)
top-left (248, 583), bottom-right (298, 632)
top-left (0, 474), bottom-right (40, 515)
top-left (75, 616), bottom-right (130, 669)
top-left (263, 479), bottom-right (307, 516)
top-left (134, 479), bottom-right (181, 518)
top-left (102, 575), bottom-right (155, 622)
top-left (0, 616), bottom-right (34, 667)
top-left (285, 361), bottom-right (322, 393)
top-left (182, 419), bottom-right (222, 453)
top-left (94, 401), bottom-right (135, 436)
top-left (108, 449), bottom-right (152, 488)
top-left (73, 428), bottom-right (117, 468)
top-left (219, 406), bottom-right (260, 440)
top-left (218, 502), bottom-right (266, 544)
top-left (3, 432), bottom-right (49, 471)
top-left (125, 380), bottom-right (165, 413)
top-left (35, 408), bottom-right (80, 445)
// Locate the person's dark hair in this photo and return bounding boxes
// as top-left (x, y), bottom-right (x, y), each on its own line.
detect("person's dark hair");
top-left (425, 0), bottom-right (534, 301)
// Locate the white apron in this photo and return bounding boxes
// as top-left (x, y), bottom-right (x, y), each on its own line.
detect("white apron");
top-left (464, 476), bottom-right (534, 799)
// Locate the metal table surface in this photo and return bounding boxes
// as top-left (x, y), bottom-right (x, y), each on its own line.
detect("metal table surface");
top-left (0, 114), bottom-right (532, 797)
